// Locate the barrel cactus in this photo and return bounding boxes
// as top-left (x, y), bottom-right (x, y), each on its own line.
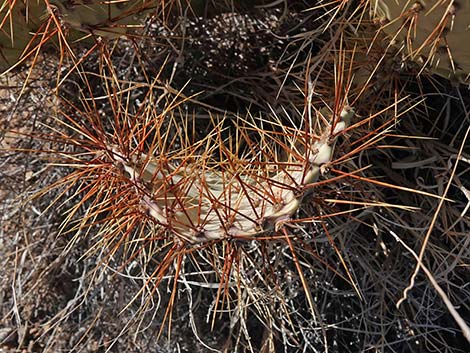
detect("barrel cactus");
top-left (372, 0), bottom-right (470, 82)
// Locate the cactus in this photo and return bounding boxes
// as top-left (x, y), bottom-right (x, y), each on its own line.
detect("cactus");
top-left (0, 1), bottom-right (44, 70)
top-left (0, 0), bottom-right (154, 71)
top-left (372, 0), bottom-right (470, 82)
top-left (52, 78), bottom-right (354, 245)
top-left (48, 0), bottom-right (151, 37)
top-left (4, 1), bottom-right (470, 351)
top-left (109, 107), bottom-right (353, 244)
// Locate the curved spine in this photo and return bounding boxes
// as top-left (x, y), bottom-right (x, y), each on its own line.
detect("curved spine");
top-left (108, 107), bottom-right (353, 244)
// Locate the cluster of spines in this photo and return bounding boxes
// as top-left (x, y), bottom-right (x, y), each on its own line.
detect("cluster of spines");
top-left (107, 106), bottom-right (353, 244)
top-left (51, 78), bottom-right (353, 246)
top-left (0, 0), bottom-right (162, 72)
top-left (372, 0), bottom-right (470, 82)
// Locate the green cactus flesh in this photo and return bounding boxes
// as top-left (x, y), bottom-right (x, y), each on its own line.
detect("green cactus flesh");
top-left (372, 0), bottom-right (470, 82)
top-left (0, 1), bottom-right (44, 70)
top-left (0, 1), bottom-right (152, 71)
top-left (49, 0), bottom-right (150, 37)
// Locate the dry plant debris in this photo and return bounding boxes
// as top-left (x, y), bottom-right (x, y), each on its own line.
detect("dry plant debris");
top-left (0, 1), bottom-right (469, 352)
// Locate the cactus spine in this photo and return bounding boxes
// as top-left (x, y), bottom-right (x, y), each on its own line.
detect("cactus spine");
top-left (109, 107), bottom-right (353, 244)
top-left (0, 0), bottom-right (153, 70)
top-left (372, 0), bottom-right (470, 82)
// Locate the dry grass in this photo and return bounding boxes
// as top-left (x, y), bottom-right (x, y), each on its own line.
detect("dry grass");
top-left (0, 1), bottom-right (469, 352)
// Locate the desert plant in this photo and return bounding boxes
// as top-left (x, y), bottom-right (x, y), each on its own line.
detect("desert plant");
top-left (2, 1), bottom-right (470, 352)
top-left (0, 0), bottom-right (44, 69)
top-left (0, 0), bottom-right (160, 72)
top-left (10, 17), bottom-right (411, 346)
top-left (372, 0), bottom-right (470, 82)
